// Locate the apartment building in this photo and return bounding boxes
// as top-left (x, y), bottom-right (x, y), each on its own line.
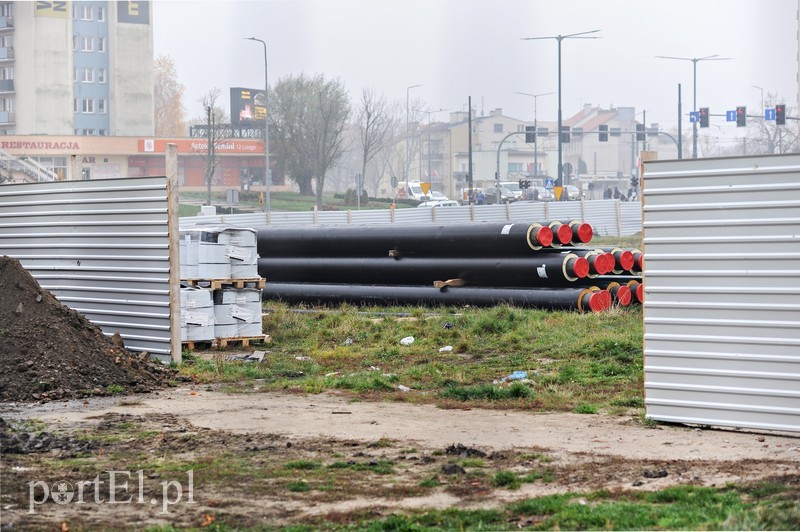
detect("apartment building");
top-left (0, 0), bottom-right (153, 137)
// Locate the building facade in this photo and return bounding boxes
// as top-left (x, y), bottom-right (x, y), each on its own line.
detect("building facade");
top-left (0, 0), bottom-right (153, 137)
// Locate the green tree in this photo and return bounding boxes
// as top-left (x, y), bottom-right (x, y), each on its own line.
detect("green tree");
top-left (270, 73), bottom-right (351, 207)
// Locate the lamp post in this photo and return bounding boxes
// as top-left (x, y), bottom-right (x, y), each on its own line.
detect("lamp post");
top-left (514, 91), bottom-right (553, 182)
top-left (245, 37), bottom-right (271, 215)
top-left (655, 54), bottom-right (731, 159)
top-left (424, 107), bottom-right (447, 188)
top-left (523, 30), bottom-right (600, 186)
top-left (405, 84), bottom-right (422, 192)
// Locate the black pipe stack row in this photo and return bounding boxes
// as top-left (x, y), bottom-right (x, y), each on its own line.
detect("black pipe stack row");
top-left (256, 221), bottom-right (643, 313)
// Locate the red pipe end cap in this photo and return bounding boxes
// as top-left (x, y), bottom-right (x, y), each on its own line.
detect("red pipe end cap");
top-left (575, 223), bottom-right (593, 243)
top-left (588, 290), bottom-right (611, 312)
top-left (636, 283), bottom-right (644, 303)
top-left (636, 254), bottom-right (644, 271)
top-left (535, 227), bottom-right (554, 248)
top-left (573, 256), bottom-right (590, 279)
top-left (616, 285), bottom-right (632, 306)
top-left (595, 253), bottom-right (611, 275)
top-left (556, 224), bottom-right (573, 245)
top-left (618, 250), bottom-right (635, 272)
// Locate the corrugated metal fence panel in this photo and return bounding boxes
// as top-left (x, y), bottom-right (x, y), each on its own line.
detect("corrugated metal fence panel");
top-left (584, 200), bottom-right (623, 236)
top-left (178, 200), bottom-right (643, 236)
top-left (642, 154), bottom-right (800, 432)
top-left (619, 201), bottom-right (643, 236)
top-left (0, 176), bottom-right (173, 358)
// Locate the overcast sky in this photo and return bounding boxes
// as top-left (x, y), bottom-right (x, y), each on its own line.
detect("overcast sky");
top-left (153, 0), bottom-right (797, 136)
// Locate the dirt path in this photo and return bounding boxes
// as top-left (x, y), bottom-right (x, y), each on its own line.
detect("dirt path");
top-left (3, 387), bottom-right (800, 528)
top-left (6, 386), bottom-right (800, 462)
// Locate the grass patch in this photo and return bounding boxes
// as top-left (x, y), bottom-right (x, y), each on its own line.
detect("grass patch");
top-left (493, 470), bottom-right (522, 489)
top-left (179, 302), bottom-right (644, 412)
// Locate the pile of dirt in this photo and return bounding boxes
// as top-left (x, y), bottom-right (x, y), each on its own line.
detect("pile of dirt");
top-left (0, 256), bottom-right (178, 402)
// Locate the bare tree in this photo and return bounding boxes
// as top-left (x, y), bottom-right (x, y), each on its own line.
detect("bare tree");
top-left (356, 88), bottom-right (392, 203)
top-left (746, 94), bottom-right (798, 155)
top-left (194, 88), bottom-right (231, 205)
top-left (153, 54), bottom-right (187, 136)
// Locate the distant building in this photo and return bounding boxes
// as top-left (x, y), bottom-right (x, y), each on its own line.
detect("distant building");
top-left (0, 0), bottom-right (154, 137)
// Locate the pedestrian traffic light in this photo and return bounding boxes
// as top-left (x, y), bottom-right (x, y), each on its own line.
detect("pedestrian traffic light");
top-left (776, 104), bottom-right (786, 126)
top-left (736, 106), bottom-right (746, 127)
top-left (699, 107), bottom-right (709, 128)
top-left (525, 125), bottom-right (536, 143)
top-left (598, 124), bottom-right (608, 142)
top-left (635, 123), bottom-right (645, 141)
top-left (561, 126), bottom-right (570, 143)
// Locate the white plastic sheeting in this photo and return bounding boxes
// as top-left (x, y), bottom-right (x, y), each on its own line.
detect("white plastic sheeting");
top-left (643, 154), bottom-right (800, 433)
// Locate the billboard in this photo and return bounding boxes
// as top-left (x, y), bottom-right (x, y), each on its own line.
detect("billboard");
top-left (230, 87), bottom-right (266, 127)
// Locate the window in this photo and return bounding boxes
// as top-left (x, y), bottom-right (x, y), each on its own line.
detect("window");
top-left (82, 98), bottom-right (94, 114)
top-left (99, 129), bottom-right (107, 136)
top-left (0, 67), bottom-right (12, 80)
top-left (73, 99), bottom-right (78, 113)
top-left (74, 129), bottom-right (80, 135)
top-left (493, 123), bottom-right (504, 133)
top-left (83, 129), bottom-right (96, 136)
top-left (508, 162), bottom-right (523, 173)
top-left (71, 3), bottom-right (76, 19)
top-left (98, 68), bottom-right (106, 83)
top-left (73, 68), bottom-right (78, 82)
top-left (1, 98), bottom-right (13, 112)
top-left (98, 99), bottom-right (106, 114)
top-left (81, 5), bottom-right (92, 20)
top-left (81, 67), bottom-right (93, 83)
top-left (81, 36), bottom-right (93, 52)
top-left (0, 3), bottom-right (13, 17)
top-left (97, 6), bottom-right (105, 21)
top-left (98, 37), bottom-right (106, 52)
top-left (73, 35), bottom-right (78, 52)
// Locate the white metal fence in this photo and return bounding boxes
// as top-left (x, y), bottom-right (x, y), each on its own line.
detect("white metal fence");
top-left (181, 199), bottom-right (642, 236)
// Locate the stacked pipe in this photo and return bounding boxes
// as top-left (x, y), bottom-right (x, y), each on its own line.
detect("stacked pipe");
top-left (256, 221), bottom-right (643, 313)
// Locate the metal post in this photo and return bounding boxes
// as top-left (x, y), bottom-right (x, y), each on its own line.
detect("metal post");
top-left (245, 37), bottom-right (271, 215)
top-left (405, 84), bottom-right (422, 193)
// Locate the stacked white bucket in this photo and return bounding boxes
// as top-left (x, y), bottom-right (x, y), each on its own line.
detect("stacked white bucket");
top-left (180, 287), bottom-right (215, 342)
top-left (179, 225), bottom-right (263, 342)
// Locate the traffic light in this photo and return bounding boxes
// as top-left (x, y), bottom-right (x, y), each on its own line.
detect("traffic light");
top-left (561, 126), bottom-right (570, 143)
top-left (630, 175), bottom-right (639, 189)
top-left (699, 107), bottom-right (709, 128)
top-left (635, 123), bottom-right (645, 141)
top-left (525, 125), bottom-right (536, 143)
top-left (736, 106), bottom-right (746, 127)
top-left (776, 104), bottom-right (786, 126)
top-left (598, 124), bottom-right (608, 142)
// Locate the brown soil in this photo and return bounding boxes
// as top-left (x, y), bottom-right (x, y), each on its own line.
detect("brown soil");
top-left (1, 388), bottom-right (799, 529)
top-left (0, 256), bottom-right (178, 402)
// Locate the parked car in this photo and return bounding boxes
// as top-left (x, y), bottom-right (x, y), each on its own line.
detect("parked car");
top-left (417, 200), bottom-right (460, 208)
top-left (484, 186), bottom-right (518, 204)
top-left (499, 181), bottom-right (524, 200)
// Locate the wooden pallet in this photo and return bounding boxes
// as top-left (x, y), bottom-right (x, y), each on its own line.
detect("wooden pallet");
top-left (183, 334), bottom-right (271, 350)
top-left (183, 277), bottom-right (266, 290)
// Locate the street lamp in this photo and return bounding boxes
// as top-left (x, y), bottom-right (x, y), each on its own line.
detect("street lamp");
top-left (655, 54), bottom-right (731, 159)
top-left (424, 108), bottom-right (447, 187)
top-left (514, 91), bottom-right (553, 182)
top-left (405, 84), bottom-right (422, 192)
top-left (523, 30), bottom-right (600, 186)
top-left (245, 37), bottom-right (271, 215)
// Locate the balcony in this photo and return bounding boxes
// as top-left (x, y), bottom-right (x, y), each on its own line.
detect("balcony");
top-left (0, 111), bottom-right (15, 124)
top-left (0, 16), bottom-right (12, 29)
top-left (0, 79), bottom-right (14, 93)
top-left (0, 46), bottom-right (13, 61)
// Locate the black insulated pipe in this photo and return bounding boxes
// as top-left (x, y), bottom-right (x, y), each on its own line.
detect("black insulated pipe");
top-left (258, 253), bottom-right (590, 287)
top-left (262, 282), bottom-right (611, 312)
top-left (256, 222), bottom-right (554, 258)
